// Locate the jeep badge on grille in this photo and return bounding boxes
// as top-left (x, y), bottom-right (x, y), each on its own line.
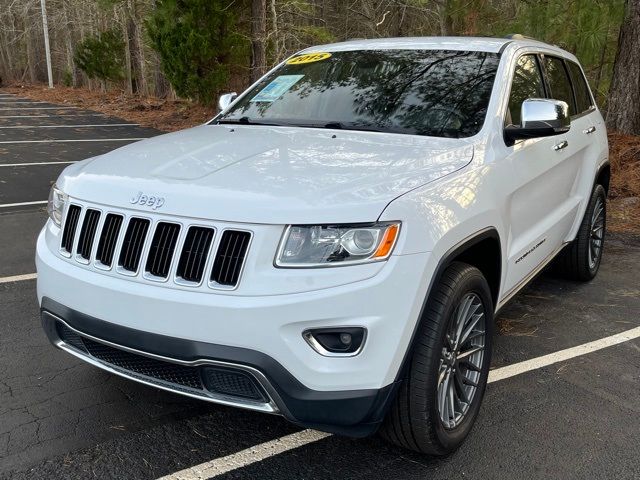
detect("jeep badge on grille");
top-left (130, 191), bottom-right (165, 210)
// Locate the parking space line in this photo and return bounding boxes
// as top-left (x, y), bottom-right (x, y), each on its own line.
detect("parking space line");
top-left (0, 161), bottom-right (76, 167)
top-left (0, 273), bottom-right (37, 284)
top-left (156, 324), bottom-right (640, 479)
top-left (0, 138), bottom-right (146, 144)
top-left (487, 325), bottom-right (640, 383)
top-left (0, 123), bottom-right (139, 129)
top-left (157, 429), bottom-right (331, 480)
top-left (0, 200), bottom-right (47, 208)
top-left (1, 267), bottom-right (639, 479)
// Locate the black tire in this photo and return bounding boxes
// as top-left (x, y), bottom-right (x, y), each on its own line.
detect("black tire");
top-left (380, 262), bottom-right (493, 455)
top-left (555, 184), bottom-right (606, 281)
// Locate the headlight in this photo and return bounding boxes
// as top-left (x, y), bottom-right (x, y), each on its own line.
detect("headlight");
top-left (275, 222), bottom-right (400, 267)
top-left (47, 184), bottom-right (67, 227)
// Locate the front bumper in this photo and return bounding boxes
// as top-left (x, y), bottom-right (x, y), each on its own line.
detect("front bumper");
top-left (41, 299), bottom-right (397, 436)
top-left (37, 226), bottom-right (433, 435)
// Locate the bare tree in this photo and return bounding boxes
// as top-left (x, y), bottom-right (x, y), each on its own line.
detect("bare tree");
top-left (250, 0), bottom-right (267, 82)
top-left (0, 0), bottom-right (632, 118)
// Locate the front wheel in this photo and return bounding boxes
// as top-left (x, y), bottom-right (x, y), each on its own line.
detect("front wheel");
top-left (380, 262), bottom-right (493, 455)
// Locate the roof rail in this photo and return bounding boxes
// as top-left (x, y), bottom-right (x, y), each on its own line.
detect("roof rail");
top-left (504, 34), bottom-right (539, 41)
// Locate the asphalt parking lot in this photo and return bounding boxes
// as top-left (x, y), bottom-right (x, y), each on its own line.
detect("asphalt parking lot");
top-left (0, 90), bottom-right (639, 480)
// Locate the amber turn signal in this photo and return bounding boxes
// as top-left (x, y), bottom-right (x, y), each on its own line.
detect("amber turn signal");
top-left (373, 223), bottom-right (400, 258)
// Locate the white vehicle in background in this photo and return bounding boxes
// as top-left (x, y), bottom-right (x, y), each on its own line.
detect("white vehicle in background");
top-left (38, 36), bottom-right (609, 454)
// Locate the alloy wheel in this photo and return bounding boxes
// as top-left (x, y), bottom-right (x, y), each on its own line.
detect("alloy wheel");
top-left (588, 196), bottom-right (605, 269)
top-left (437, 293), bottom-right (486, 429)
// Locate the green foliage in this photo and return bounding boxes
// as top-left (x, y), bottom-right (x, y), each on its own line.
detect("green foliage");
top-left (146, 0), bottom-right (247, 105)
top-left (62, 70), bottom-right (73, 87)
top-left (74, 30), bottom-right (125, 84)
top-left (434, 0), bottom-right (625, 103)
top-left (297, 26), bottom-right (336, 45)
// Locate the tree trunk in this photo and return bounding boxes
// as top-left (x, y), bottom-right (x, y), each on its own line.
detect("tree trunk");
top-left (436, 1), bottom-right (453, 35)
top-left (606, 0), bottom-right (640, 135)
top-left (250, 0), bottom-right (267, 83)
top-left (62, 0), bottom-right (77, 86)
top-left (0, 28), bottom-right (13, 83)
top-left (120, 6), bottom-right (134, 94)
top-left (133, 20), bottom-right (148, 95)
top-left (270, 0), bottom-right (280, 62)
top-left (25, 5), bottom-right (37, 84)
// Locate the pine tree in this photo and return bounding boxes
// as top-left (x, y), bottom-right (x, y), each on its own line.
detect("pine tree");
top-left (147, 0), bottom-right (246, 104)
top-left (74, 30), bottom-right (125, 91)
top-left (607, 0), bottom-right (640, 134)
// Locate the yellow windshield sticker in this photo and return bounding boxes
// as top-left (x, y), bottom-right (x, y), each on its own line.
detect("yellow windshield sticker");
top-left (286, 52), bottom-right (332, 65)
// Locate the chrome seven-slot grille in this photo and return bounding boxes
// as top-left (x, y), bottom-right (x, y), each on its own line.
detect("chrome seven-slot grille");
top-left (60, 204), bottom-right (251, 289)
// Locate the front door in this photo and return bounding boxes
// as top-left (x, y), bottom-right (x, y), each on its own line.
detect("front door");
top-left (503, 53), bottom-right (580, 295)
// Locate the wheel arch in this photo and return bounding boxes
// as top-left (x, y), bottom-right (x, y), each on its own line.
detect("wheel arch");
top-left (447, 231), bottom-right (502, 308)
top-left (393, 227), bottom-right (502, 385)
top-left (595, 161), bottom-right (611, 195)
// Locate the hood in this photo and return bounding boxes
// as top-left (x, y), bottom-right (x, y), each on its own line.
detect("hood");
top-left (59, 125), bottom-right (473, 224)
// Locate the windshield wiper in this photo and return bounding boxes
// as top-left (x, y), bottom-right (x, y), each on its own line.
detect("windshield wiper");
top-left (322, 121), bottom-right (387, 133)
top-left (217, 118), bottom-right (393, 134)
top-left (217, 117), bottom-right (290, 127)
top-left (217, 116), bottom-right (252, 125)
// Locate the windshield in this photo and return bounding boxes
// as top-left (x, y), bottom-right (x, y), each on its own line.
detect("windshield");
top-left (217, 49), bottom-right (500, 138)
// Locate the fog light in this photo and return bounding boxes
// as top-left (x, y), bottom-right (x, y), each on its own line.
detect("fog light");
top-left (303, 327), bottom-right (366, 356)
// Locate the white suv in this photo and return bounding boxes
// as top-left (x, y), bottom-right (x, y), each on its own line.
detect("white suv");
top-left (37, 36), bottom-right (609, 454)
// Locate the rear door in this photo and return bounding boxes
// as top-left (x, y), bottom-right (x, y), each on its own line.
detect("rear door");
top-left (561, 59), bottom-right (606, 237)
top-left (540, 54), bottom-right (597, 235)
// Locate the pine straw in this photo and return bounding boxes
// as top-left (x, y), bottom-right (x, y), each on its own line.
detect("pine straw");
top-left (609, 132), bottom-right (640, 197)
top-left (608, 132), bottom-right (640, 234)
top-left (3, 83), bottom-right (640, 233)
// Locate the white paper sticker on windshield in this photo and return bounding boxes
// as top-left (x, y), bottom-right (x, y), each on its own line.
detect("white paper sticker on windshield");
top-left (250, 75), bottom-right (304, 102)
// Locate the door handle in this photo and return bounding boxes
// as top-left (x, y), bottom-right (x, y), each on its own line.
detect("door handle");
top-left (553, 140), bottom-right (568, 151)
top-left (583, 126), bottom-right (596, 134)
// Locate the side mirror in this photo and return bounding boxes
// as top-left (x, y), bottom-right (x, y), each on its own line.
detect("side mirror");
top-left (505, 98), bottom-right (570, 144)
top-left (218, 92), bottom-right (238, 112)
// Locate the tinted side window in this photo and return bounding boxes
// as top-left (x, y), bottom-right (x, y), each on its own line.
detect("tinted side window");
top-left (567, 61), bottom-right (593, 114)
top-left (544, 56), bottom-right (575, 115)
top-left (507, 55), bottom-right (545, 126)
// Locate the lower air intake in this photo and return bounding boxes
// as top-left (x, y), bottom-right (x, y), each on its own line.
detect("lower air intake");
top-left (55, 321), bottom-right (270, 405)
top-left (82, 337), bottom-right (203, 390)
top-left (201, 367), bottom-right (267, 402)
top-left (57, 323), bottom-right (87, 352)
